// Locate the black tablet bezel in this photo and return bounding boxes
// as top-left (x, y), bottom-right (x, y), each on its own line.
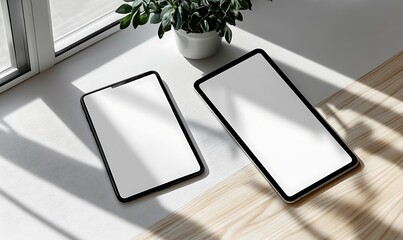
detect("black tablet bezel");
top-left (194, 49), bottom-right (358, 203)
top-left (81, 71), bottom-right (204, 202)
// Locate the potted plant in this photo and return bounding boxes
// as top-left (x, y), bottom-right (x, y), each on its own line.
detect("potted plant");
top-left (115, 0), bottom-right (253, 59)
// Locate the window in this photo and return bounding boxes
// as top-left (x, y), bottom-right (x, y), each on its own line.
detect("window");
top-left (0, 2), bottom-right (12, 73)
top-left (0, 0), bottom-right (31, 87)
top-left (49, 0), bottom-right (121, 55)
top-left (0, 0), bottom-right (122, 92)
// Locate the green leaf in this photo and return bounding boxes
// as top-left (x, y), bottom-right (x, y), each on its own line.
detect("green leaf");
top-left (138, 12), bottom-right (150, 25)
top-left (179, 5), bottom-right (189, 23)
top-left (132, 0), bottom-right (143, 8)
top-left (178, 5), bottom-right (184, 16)
top-left (161, 10), bottom-right (173, 31)
top-left (124, 0), bottom-right (134, 2)
top-left (220, 0), bottom-right (231, 13)
top-left (225, 3), bottom-right (232, 13)
top-left (191, 2), bottom-right (198, 11)
top-left (116, 4), bottom-right (132, 14)
top-left (158, 24), bottom-right (165, 38)
top-left (150, 13), bottom-right (161, 23)
top-left (225, 10), bottom-right (236, 25)
top-left (238, 0), bottom-right (250, 10)
top-left (197, 6), bottom-right (209, 17)
top-left (133, 11), bottom-right (140, 29)
top-left (209, 4), bottom-right (219, 12)
top-left (208, 14), bottom-right (217, 23)
top-left (161, 5), bottom-right (173, 17)
top-left (231, 0), bottom-right (240, 15)
top-left (173, 11), bottom-right (183, 30)
top-left (181, 1), bottom-right (190, 11)
top-left (159, 4), bottom-right (175, 31)
top-left (132, 11), bottom-right (141, 29)
top-left (164, 24), bottom-right (172, 32)
top-left (119, 13), bottom-right (133, 29)
top-left (216, 9), bottom-right (225, 19)
top-left (201, 19), bottom-right (209, 32)
top-left (217, 28), bottom-right (224, 37)
top-left (148, 2), bottom-right (160, 13)
top-left (215, 18), bottom-right (223, 28)
top-left (188, 12), bottom-right (201, 31)
top-left (236, 12), bottom-right (243, 21)
top-left (224, 25), bottom-right (232, 43)
top-left (200, 0), bottom-right (209, 6)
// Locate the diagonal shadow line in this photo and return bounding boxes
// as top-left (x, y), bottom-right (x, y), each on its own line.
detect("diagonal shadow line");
top-left (237, 0), bottom-right (403, 96)
top-left (140, 212), bottom-right (221, 240)
top-left (287, 208), bottom-right (328, 240)
top-left (0, 127), bottom-right (219, 240)
top-left (187, 120), bottom-right (233, 142)
top-left (0, 25), bottom-right (158, 158)
top-left (188, 121), bottom-right (241, 160)
top-left (326, 90), bottom-right (402, 135)
top-left (0, 188), bottom-right (81, 240)
top-left (319, 104), bottom-right (402, 169)
top-left (251, 179), bottom-right (402, 240)
top-left (310, 194), bottom-right (403, 240)
top-left (1, 22), bottom-right (400, 238)
top-left (358, 53), bottom-right (403, 101)
top-left (0, 126), bottom-right (153, 223)
top-left (190, 44), bottom-right (403, 137)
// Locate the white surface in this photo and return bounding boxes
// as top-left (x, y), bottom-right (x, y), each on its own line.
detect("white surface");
top-left (0, 1), bottom-right (402, 238)
top-left (238, 0), bottom-right (403, 104)
top-left (83, 74), bottom-right (201, 199)
top-left (199, 53), bottom-right (353, 197)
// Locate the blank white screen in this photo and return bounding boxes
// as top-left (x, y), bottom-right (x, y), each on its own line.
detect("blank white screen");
top-left (84, 74), bottom-right (201, 199)
top-left (200, 54), bottom-right (352, 196)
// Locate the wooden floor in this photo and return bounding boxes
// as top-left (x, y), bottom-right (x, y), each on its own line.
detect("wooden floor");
top-left (137, 52), bottom-right (403, 240)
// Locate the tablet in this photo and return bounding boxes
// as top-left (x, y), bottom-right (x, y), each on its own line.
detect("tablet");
top-left (81, 71), bottom-right (204, 202)
top-left (194, 49), bottom-right (358, 203)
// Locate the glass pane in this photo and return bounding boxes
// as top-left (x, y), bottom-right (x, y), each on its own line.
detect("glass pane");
top-left (49, 0), bottom-right (122, 53)
top-left (0, 1), bottom-right (12, 73)
top-left (0, 0), bottom-right (30, 87)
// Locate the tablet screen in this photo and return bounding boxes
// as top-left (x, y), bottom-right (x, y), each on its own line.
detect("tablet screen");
top-left (195, 50), bottom-right (357, 202)
top-left (82, 72), bottom-right (203, 201)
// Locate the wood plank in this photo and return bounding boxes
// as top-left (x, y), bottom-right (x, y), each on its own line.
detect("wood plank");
top-left (137, 52), bottom-right (403, 240)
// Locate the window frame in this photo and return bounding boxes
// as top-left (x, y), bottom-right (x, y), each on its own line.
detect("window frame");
top-left (0, 0), bottom-right (39, 92)
top-left (0, 0), bottom-right (121, 92)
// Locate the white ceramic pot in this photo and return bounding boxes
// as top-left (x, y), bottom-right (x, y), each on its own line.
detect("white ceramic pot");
top-left (174, 29), bottom-right (222, 59)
